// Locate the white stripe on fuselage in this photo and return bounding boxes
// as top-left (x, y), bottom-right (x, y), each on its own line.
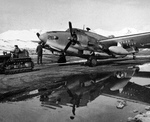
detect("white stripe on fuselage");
top-left (49, 45), bottom-right (62, 52)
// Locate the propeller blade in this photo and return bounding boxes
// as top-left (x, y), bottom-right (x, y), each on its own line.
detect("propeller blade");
top-left (36, 32), bottom-right (43, 45)
top-left (69, 21), bottom-right (73, 36)
top-left (36, 33), bottom-right (40, 38)
top-left (62, 22), bottom-right (73, 53)
top-left (64, 41), bottom-right (72, 52)
top-left (32, 40), bottom-right (40, 43)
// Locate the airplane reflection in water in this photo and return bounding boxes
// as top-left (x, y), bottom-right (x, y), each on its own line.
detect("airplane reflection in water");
top-left (38, 66), bottom-right (150, 115)
top-left (2, 66), bottom-right (150, 117)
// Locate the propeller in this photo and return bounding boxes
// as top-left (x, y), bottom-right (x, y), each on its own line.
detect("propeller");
top-left (36, 32), bottom-right (42, 44)
top-left (36, 32), bottom-right (45, 47)
top-left (63, 21), bottom-right (79, 53)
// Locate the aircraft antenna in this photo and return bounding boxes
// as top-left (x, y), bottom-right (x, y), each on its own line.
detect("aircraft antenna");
top-left (83, 25), bottom-right (85, 30)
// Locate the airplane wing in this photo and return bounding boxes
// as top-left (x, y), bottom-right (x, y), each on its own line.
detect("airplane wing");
top-left (100, 32), bottom-right (150, 47)
top-left (96, 32), bottom-right (150, 55)
top-left (103, 81), bottom-right (150, 106)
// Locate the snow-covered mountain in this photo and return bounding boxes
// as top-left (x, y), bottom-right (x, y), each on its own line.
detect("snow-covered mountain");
top-left (94, 27), bottom-right (141, 37)
top-left (0, 27), bottom-right (141, 40)
top-left (0, 30), bottom-right (42, 54)
top-left (0, 29), bottom-right (49, 40)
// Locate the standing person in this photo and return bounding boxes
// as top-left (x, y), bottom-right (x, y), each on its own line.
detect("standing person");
top-left (13, 45), bottom-right (21, 58)
top-left (36, 42), bottom-right (43, 64)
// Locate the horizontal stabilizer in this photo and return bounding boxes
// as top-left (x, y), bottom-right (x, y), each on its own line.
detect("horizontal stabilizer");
top-left (31, 40), bottom-right (40, 43)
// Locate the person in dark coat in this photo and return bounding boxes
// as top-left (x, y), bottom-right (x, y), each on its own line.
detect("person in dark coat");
top-left (36, 43), bottom-right (43, 64)
top-left (13, 45), bottom-right (21, 58)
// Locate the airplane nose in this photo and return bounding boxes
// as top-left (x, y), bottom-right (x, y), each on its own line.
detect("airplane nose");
top-left (39, 33), bottom-right (47, 44)
top-left (36, 32), bottom-right (47, 44)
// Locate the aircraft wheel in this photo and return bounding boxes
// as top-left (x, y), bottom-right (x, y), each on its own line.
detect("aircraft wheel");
top-left (88, 57), bottom-right (97, 67)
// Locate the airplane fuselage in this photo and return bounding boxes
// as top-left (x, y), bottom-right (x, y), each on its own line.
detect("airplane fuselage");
top-left (37, 21), bottom-right (150, 64)
top-left (43, 29), bottom-right (110, 57)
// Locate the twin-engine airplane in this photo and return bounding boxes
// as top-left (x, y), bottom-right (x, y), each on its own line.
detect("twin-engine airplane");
top-left (36, 22), bottom-right (150, 66)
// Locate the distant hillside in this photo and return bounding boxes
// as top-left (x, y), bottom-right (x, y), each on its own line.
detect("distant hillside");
top-left (0, 39), bottom-right (38, 54)
top-left (0, 30), bottom-right (40, 54)
top-left (94, 27), bottom-right (141, 37)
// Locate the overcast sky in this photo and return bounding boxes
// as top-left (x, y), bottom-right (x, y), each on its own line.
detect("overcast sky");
top-left (1, 0), bottom-right (150, 33)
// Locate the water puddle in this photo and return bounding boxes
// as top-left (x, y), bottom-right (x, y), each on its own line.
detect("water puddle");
top-left (0, 65), bottom-right (150, 122)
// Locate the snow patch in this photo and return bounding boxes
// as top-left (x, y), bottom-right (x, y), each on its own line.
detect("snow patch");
top-left (94, 27), bottom-right (141, 37)
top-left (138, 63), bottom-right (150, 72)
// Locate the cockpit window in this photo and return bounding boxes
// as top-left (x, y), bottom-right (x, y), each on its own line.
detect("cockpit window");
top-left (48, 36), bottom-right (58, 40)
top-left (66, 28), bottom-right (84, 33)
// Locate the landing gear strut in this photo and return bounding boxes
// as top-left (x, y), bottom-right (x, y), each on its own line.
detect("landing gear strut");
top-left (133, 53), bottom-right (136, 60)
top-left (57, 53), bottom-right (66, 63)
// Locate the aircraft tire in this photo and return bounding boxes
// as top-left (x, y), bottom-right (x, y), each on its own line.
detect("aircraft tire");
top-left (88, 56), bottom-right (97, 67)
top-left (133, 55), bottom-right (136, 60)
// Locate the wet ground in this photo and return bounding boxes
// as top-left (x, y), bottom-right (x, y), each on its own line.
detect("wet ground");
top-left (0, 54), bottom-right (150, 122)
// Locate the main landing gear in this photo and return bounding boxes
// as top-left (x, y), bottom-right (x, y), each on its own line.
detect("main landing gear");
top-left (133, 53), bottom-right (136, 60)
top-left (57, 53), bottom-right (66, 63)
top-left (87, 56), bottom-right (98, 67)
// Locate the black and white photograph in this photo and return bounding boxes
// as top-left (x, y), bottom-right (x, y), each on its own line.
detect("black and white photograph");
top-left (1, 0), bottom-right (150, 122)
